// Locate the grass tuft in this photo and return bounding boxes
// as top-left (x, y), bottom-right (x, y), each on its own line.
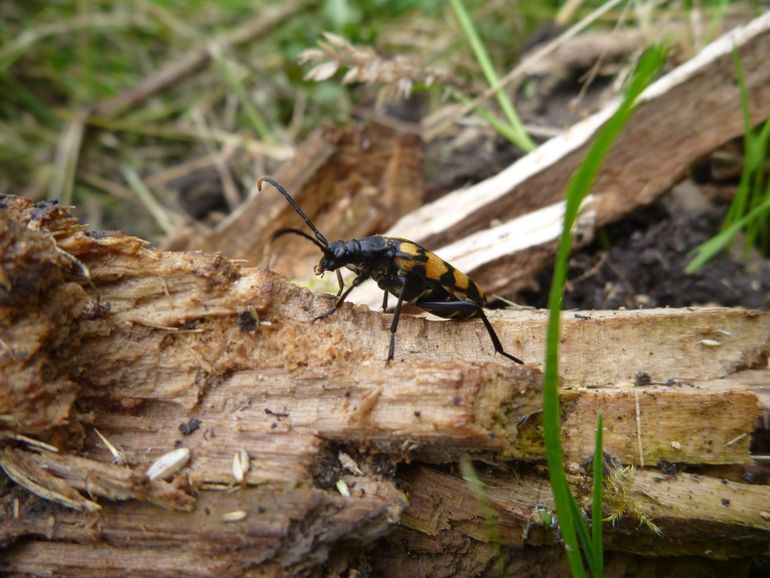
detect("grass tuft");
top-left (603, 465), bottom-right (663, 536)
top-left (448, 0), bottom-right (535, 152)
top-left (686, 46), bottom-right (770, 274)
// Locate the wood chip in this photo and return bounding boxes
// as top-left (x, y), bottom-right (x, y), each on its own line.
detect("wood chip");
top-left (336, 479), bottom-right (351, 497)
top-left (146, 448), bottom-right (190, 481)
top-left (232, 449), bottom-right (250, 483)
top-left (338, 451), bottom-right (363, 476)
top-left (221, 510), bottom-right (248, 522)
top-left (94, 427), bottom-right (125, 464)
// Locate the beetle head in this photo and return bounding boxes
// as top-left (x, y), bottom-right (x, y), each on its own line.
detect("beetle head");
top-left (315, 240), bottom-right (348, 275)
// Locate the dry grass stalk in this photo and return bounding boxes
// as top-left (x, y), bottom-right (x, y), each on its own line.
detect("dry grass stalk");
top-left (299, 32), bottom-right (454, 104)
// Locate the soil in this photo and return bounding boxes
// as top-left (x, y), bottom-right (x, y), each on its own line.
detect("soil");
top-left (519, 197), bottom-right (770, 311)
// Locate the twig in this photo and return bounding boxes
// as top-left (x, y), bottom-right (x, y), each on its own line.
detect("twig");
top-left (0, 432), bottom-right (59, 453)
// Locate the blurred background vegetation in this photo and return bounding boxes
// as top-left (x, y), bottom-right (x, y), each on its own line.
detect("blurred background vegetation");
top-left (1, 0), bottom-right (766, 240)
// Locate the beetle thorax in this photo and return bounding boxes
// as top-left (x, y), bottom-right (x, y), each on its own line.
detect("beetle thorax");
top-left (315, 236), bottom-right (391, 276)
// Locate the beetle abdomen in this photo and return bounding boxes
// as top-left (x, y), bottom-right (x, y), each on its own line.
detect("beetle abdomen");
top-left (388, 238), bottom-right (485, 305)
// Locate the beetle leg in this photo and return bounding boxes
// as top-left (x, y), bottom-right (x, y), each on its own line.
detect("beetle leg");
top-left (416, 300), bottom-right (524, 364)
top-left (335, 270), bottom-right (345, 297)
top-left (381, 291), bottom-right (389, 312)
top-left (387, 292), bottom-right (405, 363)
top-left (313, 273), bottom-right (368, 322)
top-left (476, 308), bottom-right (524, 364)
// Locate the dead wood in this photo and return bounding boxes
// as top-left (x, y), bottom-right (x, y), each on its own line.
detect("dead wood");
top-left (1, 196), bottom-right (769, 575)
top-left (168, 122), bottom-right (424, 283)
top-left (351, 12), bottom-right (770, 306)
top-left (397, 465), bottom-right (770, 555)
top-left (366, 462), bottom-right (770, 576)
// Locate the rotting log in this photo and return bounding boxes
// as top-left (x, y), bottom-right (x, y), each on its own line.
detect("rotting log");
top-left (1, 196), bottom-right (769, 576)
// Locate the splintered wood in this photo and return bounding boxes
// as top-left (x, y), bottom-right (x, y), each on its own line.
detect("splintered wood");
top-left (168, 123), bottom-right (424, 282)
top-left (1, 195), bottom-right (769, 576)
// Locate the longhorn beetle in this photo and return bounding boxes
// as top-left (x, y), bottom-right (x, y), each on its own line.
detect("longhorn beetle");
top-left (258, 176), bottom-right (523, 365)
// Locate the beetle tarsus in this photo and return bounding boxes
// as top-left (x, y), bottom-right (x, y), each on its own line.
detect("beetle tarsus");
top-left (312, 272), bottom-right (368, 322)
top-left (416, 300), bottom-right (524, 364)
top-left (313, 307), bottom-right (337, 322)
top-left (478, 309), bottom-right (524, 365)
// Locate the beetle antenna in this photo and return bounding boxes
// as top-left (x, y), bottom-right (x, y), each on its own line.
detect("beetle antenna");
top-left (258, 177), bottom-right (329, 248)
top-left (269, 227), bottom-right (326, 251)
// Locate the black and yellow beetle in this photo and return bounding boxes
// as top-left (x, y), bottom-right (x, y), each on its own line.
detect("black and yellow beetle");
top-left (258, 176), bottom-right (523, 365)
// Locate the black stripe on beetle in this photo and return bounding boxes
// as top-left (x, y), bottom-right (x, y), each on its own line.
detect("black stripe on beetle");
top-left (258, 177), bottom-right (523, 365)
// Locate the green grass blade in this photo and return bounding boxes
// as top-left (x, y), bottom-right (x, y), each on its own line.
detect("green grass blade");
top-left (448, 0), bottom-right (535, 152)
top-left (723, 162), bottom-right (752, 232)
top-left (722, 46), bottom-right (754, 231)
top-left (450, 88), bottom-right (525, 146)
top-left (687, 181), bottom-right (770, 274)
top-left (744, 118), bottom-right (770, 253)
top-left (592, 414), bottom-right (605, 577)
top-left (146, 3), bottom-right (273, 142)
top-left (120, 165), bottom-right (178, 235)
top-left (567, 492), bottom-right (596, 574)
top-left (759, 172), bottom-right (770, 254)
top-left (212, 51), bottom-right (273, 141)
top-left (543, 45), bottom-right (666, 578)
top-left (48, 114), bottom-right (86, 206)
top-left (690, 45), bottom-right (770, 272)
